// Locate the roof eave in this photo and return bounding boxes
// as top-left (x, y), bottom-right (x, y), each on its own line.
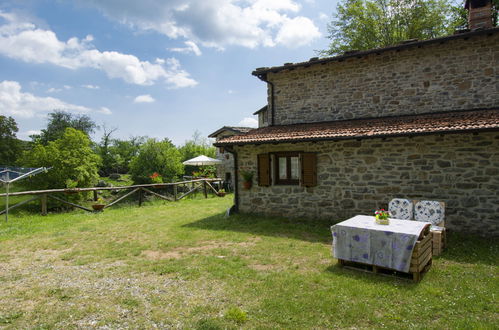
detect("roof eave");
top-left (214, 127), bottom-right (499, 147)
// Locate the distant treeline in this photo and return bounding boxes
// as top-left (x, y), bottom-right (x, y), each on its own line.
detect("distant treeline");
top-left (1, 111), bottom-right (216, 193)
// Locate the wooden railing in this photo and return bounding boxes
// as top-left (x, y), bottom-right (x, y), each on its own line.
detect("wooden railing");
top-left (0, 178), bottom-right (223, 216)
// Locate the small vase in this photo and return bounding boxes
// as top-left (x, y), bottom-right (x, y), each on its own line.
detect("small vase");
top-left (243, 181), bottom-right (252, 190)
top-left (375, 215), bottom-right (390, 225)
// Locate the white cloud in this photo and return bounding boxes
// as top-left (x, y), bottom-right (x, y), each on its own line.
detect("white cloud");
top-left (0, 11), bottom-right (197, 88)
top-left (238, 117), bottom-right (258, 128)
top-left (318, 12), bottom-right (329, 21)
top-left (169, 40), bottom-right (202, 56)
top-left (275, 16), bottom-right (320, 48)
top-left (79, 0), bottom-right (320, 49)
top-left (82, 84), bottom-right (100, 89)
top-left (46, 87), bottom-right (62, 93)
top-left (98, 106), bottom-right (112, 115)
top-left (46, 85), bottom-right (71, 93)
top-left (0, 80), bottom-right (98, 118)
top-left (18, 129), bottom-right (42, 139)
top-left (134, 94), bottom-right (155, 103)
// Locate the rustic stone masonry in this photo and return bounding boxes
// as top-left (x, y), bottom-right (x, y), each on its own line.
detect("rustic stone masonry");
top-left (264, 32), bottom-right (499, 126)
top-left (235, 132), bottom-right (499, 236)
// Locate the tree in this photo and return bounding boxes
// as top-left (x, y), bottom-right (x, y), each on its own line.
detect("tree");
top-left (32, 110), bottom-right (98, 144)
top-left (0, 116), bottom-right (20, 165)
top-left (321, 0), bottom-right (467, 56)
top-left (178, 130), bottom-right (216, 176)
top-left (129, 138), bottom-right (184, 184)
top-left (102, 136), bottom-right (146, 174)
top-left (20, 128), bottom-right (101, 192)
top-left (97, 125), bottom-right (118, 176)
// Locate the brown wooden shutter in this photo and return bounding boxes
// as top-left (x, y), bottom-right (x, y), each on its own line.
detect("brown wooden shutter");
top-left (257, 153), bottom-right (271, 186)
top-left (301, 153), bottom-right (317, 187)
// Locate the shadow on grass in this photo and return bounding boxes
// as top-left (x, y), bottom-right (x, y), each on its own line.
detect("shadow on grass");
top-left (436, 231), bottom-right (498, 266)
top-left (183, 212), bottom-right (337, 244)
top-left (324, 263), bottom-right (420, 286)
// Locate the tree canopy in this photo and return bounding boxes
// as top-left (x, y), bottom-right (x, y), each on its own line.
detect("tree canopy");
top-left (0, 115), bottom-right (20, 165)
top-left (31, 110), bottom-right (98, 145)
top-left (129, 138), bottom-right (184, 184)
top-left (321, 0), bottom-right (467, 56)
top-left (20, 128), bottom-right (101, 191)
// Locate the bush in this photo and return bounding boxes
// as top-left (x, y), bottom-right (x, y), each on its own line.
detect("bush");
top-left (129, 138), bottom-right (184, 184)
top-left (109, 173), bottom-right (121, 180)
top-left (20, 128), bottom-right (101, 194)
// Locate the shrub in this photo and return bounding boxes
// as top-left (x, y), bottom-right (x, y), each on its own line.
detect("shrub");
top-left (129, 138), bottom-right (184, 184)
top-left (20, 128), bottom-right (100, 195)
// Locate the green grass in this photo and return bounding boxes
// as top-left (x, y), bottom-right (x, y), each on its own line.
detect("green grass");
top-left (0, 196), bottom-right (497, 329)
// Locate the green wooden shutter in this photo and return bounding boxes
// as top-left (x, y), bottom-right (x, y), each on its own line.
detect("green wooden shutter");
top-left (257, 153), bottom-right (271, 186)
top-left (301, 153), bottom-right (317, 187)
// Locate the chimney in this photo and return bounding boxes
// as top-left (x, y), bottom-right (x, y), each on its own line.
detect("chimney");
top-left (465, 0), bottom-right (494, 30)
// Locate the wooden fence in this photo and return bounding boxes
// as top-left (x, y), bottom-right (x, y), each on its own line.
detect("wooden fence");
top-left (0, 178), bottom-right (223, 216)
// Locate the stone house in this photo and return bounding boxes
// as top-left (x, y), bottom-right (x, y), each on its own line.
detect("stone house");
top-left (209, 126), bottom-right (254, 190)
top-left (214, 6), bottom-right (499, 236)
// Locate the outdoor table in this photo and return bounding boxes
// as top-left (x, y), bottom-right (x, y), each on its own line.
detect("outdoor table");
top-left (331, 215), bottom-right (430, 273)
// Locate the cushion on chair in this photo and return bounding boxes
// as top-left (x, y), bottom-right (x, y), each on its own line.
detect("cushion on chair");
top-left (388, 198), bottom-right (414, 220)
top-left (414, 200), bottom-right (445, 226)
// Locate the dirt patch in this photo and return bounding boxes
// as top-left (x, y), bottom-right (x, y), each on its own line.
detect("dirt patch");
top-left (248, 264), bottom-right (277, 271)
top-left (142, 250), bottom-right (182, 260)
top-left (142, 239), bottom-right (260, 260)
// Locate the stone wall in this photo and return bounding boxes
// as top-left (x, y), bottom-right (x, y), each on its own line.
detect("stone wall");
top-left (235, 132), bottom-right (499, 236)
top-left (266, 32), bottom-right (499, 125)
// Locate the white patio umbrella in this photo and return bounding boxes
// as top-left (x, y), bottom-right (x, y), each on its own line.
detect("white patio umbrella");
top-left (182, 155), bottom-right (222, 166)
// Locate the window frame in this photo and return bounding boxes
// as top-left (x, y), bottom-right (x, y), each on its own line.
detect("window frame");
top-left (273, 152), bottom-right (300, 185)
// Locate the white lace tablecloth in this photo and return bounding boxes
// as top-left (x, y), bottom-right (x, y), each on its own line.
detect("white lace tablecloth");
top-left (331, 215), bottom-right (429, 272)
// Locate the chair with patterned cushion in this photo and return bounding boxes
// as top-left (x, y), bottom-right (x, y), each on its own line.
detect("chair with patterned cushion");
top-left (388, 198), bottom-right (414, 220)
top-left (414, 200), bottom-right (446, 255)
top-left (414, 200), bottom-right (445, 227)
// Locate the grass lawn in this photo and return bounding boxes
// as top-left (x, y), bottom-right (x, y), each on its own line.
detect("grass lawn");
top-left (0, 196), bottom-right (497, 329)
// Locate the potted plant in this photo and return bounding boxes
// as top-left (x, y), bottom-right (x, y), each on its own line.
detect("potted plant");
top-left (375, 209), bottom-right (390, 225)
top-left (217, 188), bottom-right (226, 197)
top-left (240, 170), bottom-right (254, 190)
top-left (92, 197), bottom-right (106, 212)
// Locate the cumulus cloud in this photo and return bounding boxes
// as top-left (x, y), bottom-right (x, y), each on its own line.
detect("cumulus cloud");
top-left (238, 117), bottom-right (258, 128)
top-left (0, 11), bottom-right (197, 88)
top-left (80, 0), bottom-right (320, 49)
top-left (275, 16), bottom-right (320, 48)
top-left (0, 80), bottom-right (103, 118)
top-left (134, 94), bottom-right (155, 103)
top-left (169, 40), bottom-right (202, 56)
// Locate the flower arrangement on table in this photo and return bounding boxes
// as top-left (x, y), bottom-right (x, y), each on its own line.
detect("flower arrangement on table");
top-left (375, 209), bottom-right (390, 225)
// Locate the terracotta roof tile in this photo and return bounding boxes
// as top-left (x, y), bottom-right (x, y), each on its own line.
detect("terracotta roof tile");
top-left (214, 109), bottom-right (499, 146)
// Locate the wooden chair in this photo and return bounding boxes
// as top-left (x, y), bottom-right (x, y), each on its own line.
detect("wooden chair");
top-left (414, 200), bottom-right (446, 256)
top-left (388, 198), bottom-right (414, 220)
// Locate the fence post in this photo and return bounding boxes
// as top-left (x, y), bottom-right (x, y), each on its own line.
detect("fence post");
top-left (41, 194), bottom-right (47, 216)
top-left (203, 180), bottom-right (208, 198)
top-left (173, 184), bottom-right (177, 201)
top-left (93, 190), bottom-right (98, 201)
top-left (138, 188), bottom-right (143, 207)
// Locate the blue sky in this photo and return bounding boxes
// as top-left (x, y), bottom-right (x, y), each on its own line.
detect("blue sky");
top-left (0, 0), bottom-right (338, 145)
